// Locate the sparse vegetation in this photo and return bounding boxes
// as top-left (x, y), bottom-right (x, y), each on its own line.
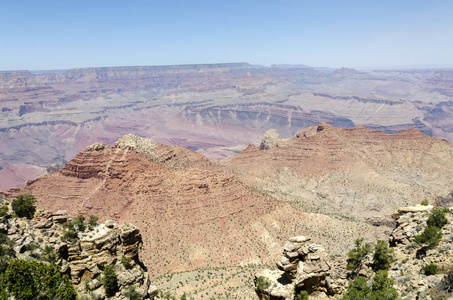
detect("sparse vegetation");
top-left (424, 263), bottom-right (438, 276)
top-left (421, 199), bottom-right (429, 206)
top-left (414, 226), bottom-right (442, 249)
top-left (122, 255), bottom-right (133, 269)
top-left (89, 215), bottom-right (99, 226)
top-left (427, 207), bottom-right (449, 228)
top-left (294, 289), bottom-right (309, 300)
top-left (74, 215), bottom-right (86, 232)
top-left (342, 270), bottom-right (398, 300)
top-left (255, 276), bottom-right (271, 292)
top-left (123, 285), bottom-right (140, 300)
top-left (102, 265), bottom-right (118, 297)
top-left (347, 238), bottom-right (371, 276)
top-left (62, 220), bottom-right (79, 243)
top-left (40, 245), bottom-right (57, 263)
top-left (0, 259), bottom-right (77, 300)
top-left (11, 194), bottom-right (36, 219)
top-left (372, 240), bottom-right (394, 271)
top-left (414, 207), bottom-right (449, 249)
top-left (0, 233), bottom-right (15, 273)
top-left (0, 205), bottom-right (8, 217)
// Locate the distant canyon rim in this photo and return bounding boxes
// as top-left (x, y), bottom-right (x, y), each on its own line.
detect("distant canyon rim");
top-left (1, 62), bottom-right (453, 190)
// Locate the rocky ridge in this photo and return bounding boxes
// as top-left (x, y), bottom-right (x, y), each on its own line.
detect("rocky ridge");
top-left (2, 131), bottom-right (392, 283)
top-left (227, 123), bottom-right (453, 223)
top-left (255, 201), bottom-right (453, 300)
top-left (0, 197), bottom-right (157, 299)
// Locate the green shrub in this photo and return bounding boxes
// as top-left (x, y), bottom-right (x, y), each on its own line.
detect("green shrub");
top-left (62, 221), bottom-right (78, 243)
top-left (425, 263), bottom-right (438, 276)
top-left (371, 270), bottom-right (398, 299)
top-left (0, 259), bottom-right (77, 299)
top-left (41, 245), bottom-right (57, 263)
top-left (414, 226), bottom-right (442, 249)
top-left (347, 238), bottom-right (371, 275)
top-left (121, 256), bottom-right (133, 269)
top-left (255, 276), bottom-right (271, 291)
top-left (373, 240), bottom-right (394, 271)
top-left (341, 276), bottom-right (371, 299)
top-left (0, 205), bottom-right (8, 217)
top-left (11, 194), bottom-right (36, 219)
top-left (102, 265), bottom-right (118, 297)
top-left (342, 270), bottom-right (398, 300)
top-left (427, 207), bottom-right (449, 229)
top-left (75, 215), bottom-right (86, 232)
top-left (89, 215), bottom-right (99, 226)
top-left (180, 292), bottom-right (188, 300)
top-left (0, 233), bottom-right (15, 273)
top-left (294, 289), bottom-right (309, 300)
top-left (421, 199), bottom-right (429, 206)
top-left (123, 285), bottom-right (140, 300)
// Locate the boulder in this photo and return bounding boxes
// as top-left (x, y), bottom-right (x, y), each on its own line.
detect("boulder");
top-left (120, 223), bottom-right (142, 258)
top-left (259, 236), bottom-right (342, 299)
top-left (255, 269), bottom-right (293, 300)
top-left (259, 129), bottom-right (289, 150)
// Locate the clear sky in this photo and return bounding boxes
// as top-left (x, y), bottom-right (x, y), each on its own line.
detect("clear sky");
top-left (1, 0), bottom-right (452, 70)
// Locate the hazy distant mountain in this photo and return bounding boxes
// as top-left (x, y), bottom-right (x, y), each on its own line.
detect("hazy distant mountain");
top-left (1, 62), bottom-right (452, 189)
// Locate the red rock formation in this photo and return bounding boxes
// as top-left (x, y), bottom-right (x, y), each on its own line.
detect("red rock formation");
top-left (226, 123), bottom-right (453, 220)
top-left (5, 124), bottom-right (452, 280)
top-left (5, 135), bottom-right (282, 277)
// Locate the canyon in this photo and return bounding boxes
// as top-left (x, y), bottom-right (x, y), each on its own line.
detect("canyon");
top-left (2, 123), bottom-right (453, 298)
top-left (1, 63), bottom-right (453, 189)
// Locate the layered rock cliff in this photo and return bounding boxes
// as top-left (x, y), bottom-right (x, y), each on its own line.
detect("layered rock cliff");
top-left (256, 201), bottom-right (453, 300)
top-left (227, 123), bottom-right (453, 223)
top-left (0, 197), bottom-right (157, 299)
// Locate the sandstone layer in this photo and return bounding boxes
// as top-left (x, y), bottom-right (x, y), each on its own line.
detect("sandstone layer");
top-left (0, 198), bottom-right (157, 299)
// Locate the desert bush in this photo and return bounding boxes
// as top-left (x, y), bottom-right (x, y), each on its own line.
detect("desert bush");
top-left (347, 238), bottom-right (371, 275)
top-left (255, 276), bottom-right (271, 291)
top-left (414, 208), bottom-right (449, 250)
top-left (373, 240), bottom-right (394, 271)
top-left (89, 215), bottom-right (99, 226)
top-left (342, 270), bottom-right (397, 300)
top-left (11, 194), bottom-right (36, 219)
top-left (294, 289), bottom-right (309, 300)
top-left (62, 221), bottom-right (78, 243)
top-left (427, 207), bottom-right (449, 229)
top-left (421, 199), bottom-right (429, 206)
top-left (102, 265), bottom-right (118, 297)
top-left (123, 285), bottom-right (140, 300)
top-left (0, 233), bottom-right (15, 273)
top-left (74, 215), bottom-right (86, 232)
top-left (41, 245), bottom-right (57, 263)
top-left (0, 259), bottom-right (77, 299)
top-left (0, 205), bottom-right (8, 217)
top-left (425, 263), bottom-right (438, 276)
top-left (414, 226), bottom-right (442, 249)
top-left (121, 256), bottom-right (133, 270)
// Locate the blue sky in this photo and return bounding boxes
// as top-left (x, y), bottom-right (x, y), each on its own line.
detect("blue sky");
top-left (1, 0), bottom-right (452, 70)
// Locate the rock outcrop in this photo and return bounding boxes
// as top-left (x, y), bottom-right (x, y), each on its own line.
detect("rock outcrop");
top-left (390, 204), bottom-right (433, 246)
top-left (255, 236), bottom-right (345, 300)
top-left (256, 202), bottom-right (453, 300)
top-left (0, 198), bottom-right (158, 299)
top-left (387, 204), bottom-right (453, 299)
top-left (229, 123), bottom-right (453, 224)
top-left (259, 129), bottom-right (289, 150)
